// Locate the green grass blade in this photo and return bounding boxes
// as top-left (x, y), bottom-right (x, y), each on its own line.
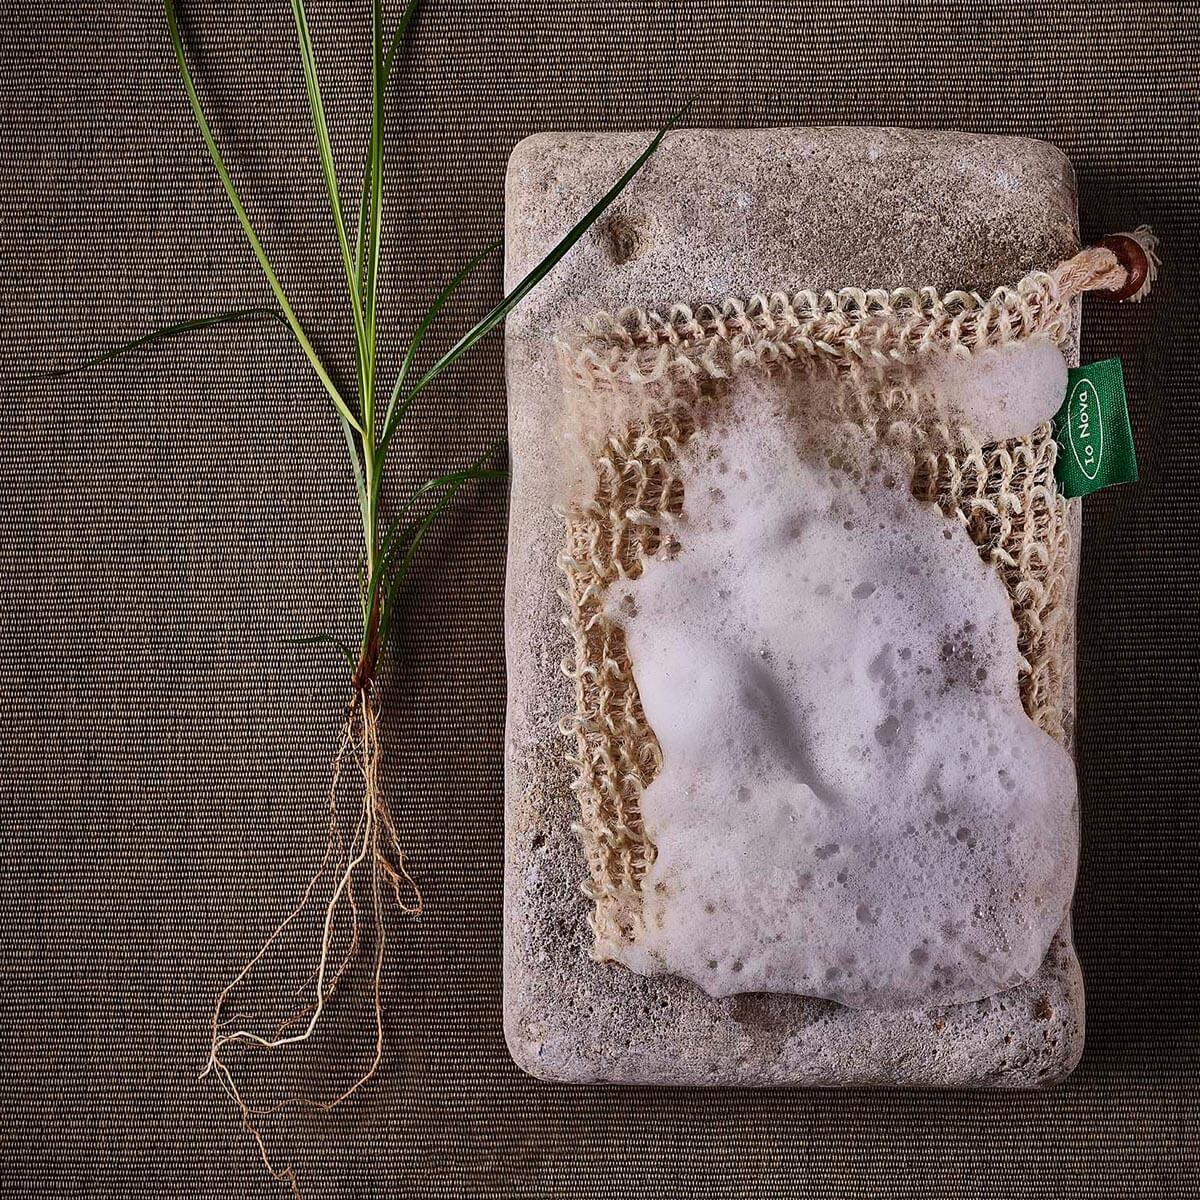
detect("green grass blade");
top-left (361, 0), bottom-right (387, 421)
top-left (164, 0), bottom-right (362, 434)
top-left (288, 0), bottom-right (367, 359)
top-left (353, 132), bottom-right (373, 282)
top-left (338, 414), bottom-right (368, 533)
top-left (359, 446), bottom-right (507, 652)
top-left (287, 633), bottom-right (357, 671)
top-left (375, 464), bottom-right (507, 647)
top-left (354, 0), bottom-right (419, 284)
top-left (383, 0), bottom-right (422, 81)
top-left (401, 103), bottom-right (688, 406)
top-left (379, 240), bottom-right (500, 452)
top-left (377, 462), bottom-right (507, 577)
top-left (16, 307), bottom-right (286, 381)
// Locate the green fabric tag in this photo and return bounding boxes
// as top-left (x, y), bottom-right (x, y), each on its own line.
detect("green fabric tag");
top-left (1053, 358), bottom-right (1139, 498)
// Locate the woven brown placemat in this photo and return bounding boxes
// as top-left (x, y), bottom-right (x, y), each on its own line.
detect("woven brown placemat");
top-left (1, 1), bottom-right (1195, 1196)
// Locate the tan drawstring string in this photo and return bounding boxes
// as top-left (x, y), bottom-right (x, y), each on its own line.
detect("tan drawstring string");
top-left (1053, 226), bottom-right (1160, 303)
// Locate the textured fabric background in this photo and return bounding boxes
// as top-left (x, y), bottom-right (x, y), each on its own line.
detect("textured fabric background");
top-left (0, 1), bottom-right (1195, 1196)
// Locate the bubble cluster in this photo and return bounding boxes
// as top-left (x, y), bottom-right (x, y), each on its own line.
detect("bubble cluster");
top-left (605, 377), bottom-right (1078, 1011)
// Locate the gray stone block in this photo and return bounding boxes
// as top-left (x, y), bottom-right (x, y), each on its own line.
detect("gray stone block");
top-left (503, 127), bottom-right (1083, 1086)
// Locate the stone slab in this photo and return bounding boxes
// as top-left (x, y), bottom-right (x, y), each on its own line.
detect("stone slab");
top-left (503, 127), bottom-right (1083, 1086)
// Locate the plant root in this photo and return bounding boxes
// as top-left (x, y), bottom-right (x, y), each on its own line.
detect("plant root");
top-left (201, 687), bottom-right (420, 1196)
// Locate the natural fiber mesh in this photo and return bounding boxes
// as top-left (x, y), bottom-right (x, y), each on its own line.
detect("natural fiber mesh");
top-left (558, 282), bottom-right (1076, 947)
top-left (1, 1), bottom-right (1196, 1197)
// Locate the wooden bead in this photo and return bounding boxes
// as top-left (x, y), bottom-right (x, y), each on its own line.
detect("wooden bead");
top-left (1099, 233), bottom-right (1150, 301)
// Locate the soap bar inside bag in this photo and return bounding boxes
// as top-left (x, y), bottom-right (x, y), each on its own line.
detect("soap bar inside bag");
top-left (557, 294), bottom-right (1081, 1013)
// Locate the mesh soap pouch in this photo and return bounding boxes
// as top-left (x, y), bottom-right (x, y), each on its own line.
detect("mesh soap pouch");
top-left (556, 236), bottom-right (1153, 1013)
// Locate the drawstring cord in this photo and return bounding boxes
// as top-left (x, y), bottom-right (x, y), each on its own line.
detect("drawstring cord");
top-left (1054, 226), bottom-right (1160, 303)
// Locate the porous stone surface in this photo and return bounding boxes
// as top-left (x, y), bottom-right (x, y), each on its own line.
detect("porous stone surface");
top-left (503, 127), bottom-right (1084, 1086)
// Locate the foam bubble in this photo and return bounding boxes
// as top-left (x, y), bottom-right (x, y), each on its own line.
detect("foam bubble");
top-left (604, 373), bottom-right (1078, 1011)
top-left (909, 337), bottom-right (1069, 441)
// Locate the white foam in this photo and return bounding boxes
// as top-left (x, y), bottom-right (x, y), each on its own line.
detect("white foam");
top-left (909, 337), bottom-right (1068, 442)
top-left (604, 374), bottom-right (1078, 1011)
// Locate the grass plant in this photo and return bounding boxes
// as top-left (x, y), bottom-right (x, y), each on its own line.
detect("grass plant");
top-left (33, 2), bottom-right (678, 1190)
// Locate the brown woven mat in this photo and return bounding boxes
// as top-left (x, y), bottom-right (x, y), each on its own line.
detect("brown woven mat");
top-left (1, 1), bottom-right (1195, 1195)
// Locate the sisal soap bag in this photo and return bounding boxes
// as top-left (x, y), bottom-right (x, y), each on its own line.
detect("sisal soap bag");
top-left (504, 128), bottom-right (1147, 1086)
top-left (558, 282), bottom-right (1088, 1011)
